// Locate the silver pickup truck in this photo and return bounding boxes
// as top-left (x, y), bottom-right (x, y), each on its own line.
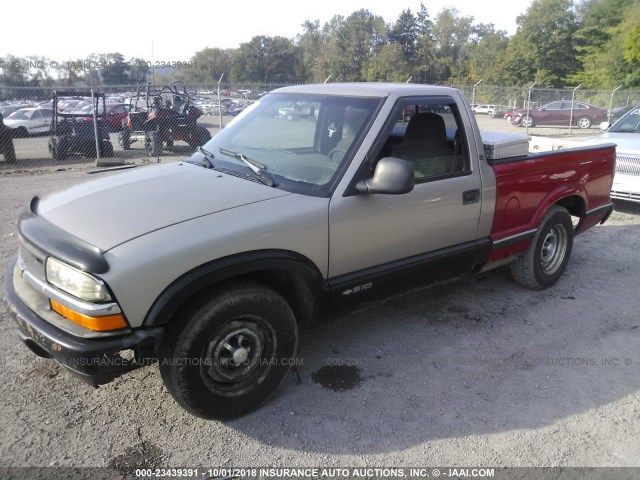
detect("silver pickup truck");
top-left (4, 83), bottom-right (615, 419)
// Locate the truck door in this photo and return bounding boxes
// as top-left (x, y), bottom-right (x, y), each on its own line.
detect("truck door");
top-left (328, 96), bottom-right (485, 304)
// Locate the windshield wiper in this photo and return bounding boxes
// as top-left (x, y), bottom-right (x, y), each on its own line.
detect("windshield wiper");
top-left (218, 148), bottom-right (275, 187)
top-left (197, 146), bottom-right (215, 169)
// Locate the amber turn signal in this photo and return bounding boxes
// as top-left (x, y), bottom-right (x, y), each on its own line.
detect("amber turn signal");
top-left (50, 300), bottom-right (128, 332)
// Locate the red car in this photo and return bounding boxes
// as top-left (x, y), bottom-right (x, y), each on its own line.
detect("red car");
top-left (512, 101), bottom-right (608, 129)
top-left (75, 103), bottom-right (129, 131)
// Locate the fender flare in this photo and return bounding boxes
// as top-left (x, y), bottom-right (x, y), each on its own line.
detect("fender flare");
top-left (142, 249), bottom-right (328, 327)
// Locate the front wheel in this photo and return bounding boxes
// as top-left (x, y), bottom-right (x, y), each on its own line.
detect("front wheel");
top-left (159, 282), bottom-right (298, 419)
top-left (520, 115), bottom-right (535, 128)
top-left (510, 205), bottom-right (574, 289)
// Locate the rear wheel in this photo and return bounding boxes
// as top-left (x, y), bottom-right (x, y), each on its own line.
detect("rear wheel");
top-left (118, 130), bottom-right (131, 150)
top-left (511, 205), bottom-right (574, 289)
top-left (146, 130), bottom-right (162, 156)
top-left (100, 141), bottom-right (114, 158)
top-left (0, 138), bottom-right (16, 163)
top-left (577, 116), bottom-right (592, 129)
top-left (48, 136), bottom-right (68, 161)
top-left (196, 126), bottom-right (211, 146)
top-left (159, 282), bottom-right (298, 419)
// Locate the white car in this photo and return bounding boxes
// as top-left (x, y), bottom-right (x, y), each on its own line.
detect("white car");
top-left (580, 105), bottom-right (640, 203)
top-left (4, 107), bottom-right (54, 136)
top-left (473, 104), bottom-right (496, 115)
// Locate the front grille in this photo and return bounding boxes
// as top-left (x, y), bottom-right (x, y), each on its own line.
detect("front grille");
top-left (616, 155), bottom-right (640, 176)
top-left (18, 241), bottom-right (47, 282)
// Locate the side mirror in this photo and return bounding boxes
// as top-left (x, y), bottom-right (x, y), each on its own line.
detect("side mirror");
top-left (356, 157), bottom-right (415, 195)
top-left (599, 121), bottom-right (611, 131)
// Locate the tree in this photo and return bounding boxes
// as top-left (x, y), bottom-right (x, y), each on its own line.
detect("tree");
top-left (128, 57), bottom-right (151, 84)
top-left (465, 29), bottom-right (509, 84)
top-left (297, 20), bottom-right (332, 83)
top-left (569, 0), bottom-right (639, 87)
top-left (332, 9), bottom-right (386, 81)
top-left (183, 48), bottom-right (232, 85)
top-left (501, 0), bottom-right (579, 87)
top-left (363, 44), bottom-right (412, 82)
top-left (100, 53), bottom-right (129, 85)
top-left (389, 9), bottom-right (419, 64)
top-left (430, 8), bottom-right (474, 82)
top-left (232, 36), bottom-right (304, 83)
top-left (415, 3), bottom-right (437, 82)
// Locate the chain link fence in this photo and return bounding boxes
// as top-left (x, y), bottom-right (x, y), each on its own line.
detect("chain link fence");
top-left (1, 82), bottom-right (639, 171)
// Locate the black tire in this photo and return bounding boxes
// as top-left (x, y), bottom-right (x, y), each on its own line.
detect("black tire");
top-left (100, 141), bottom-right (114, 158)
top-left (48, 136), bottom-right (68, 161)
top-left (1, 138), bottom-right (16, 163)
top-left (576, 116), bottom-right (592, 129)
top-left (196, 125), bottom-right (211, 146)
top-left (510, 205), bottom-right (574, 289)
top-left (159, 282), bottom-right (298, 419)
top-left (520, 115), bottom-right (535, 128)
top-left (146, 130), bottom-right (162, 156)
top-left (118, 130), bottom-right (131, 150)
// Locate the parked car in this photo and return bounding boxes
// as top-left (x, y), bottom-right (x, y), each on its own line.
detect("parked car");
top-left (512, 101), bottom-right (608, 129)
top-left (609, 105), bottom-right (636, 122)
top-left (72, 103), bottom-right (129, 131)
top-left (5, 83), bottom-right (615, 420)
top-left (0, 103), bottom-right (32, 118)
top-left (473, 104), bottom-right (496, 115)
top-left (492, 108), bottom-right (515, 121)
top-left (580, 104), bottom-right (640, 203)
top-left (3, 107), bottom-right (54, 136)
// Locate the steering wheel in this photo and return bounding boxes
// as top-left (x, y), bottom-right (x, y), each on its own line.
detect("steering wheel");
top-left (287, 164), bottom-right (335, 184)
top-left (327, 147), bottom-right (347, 162)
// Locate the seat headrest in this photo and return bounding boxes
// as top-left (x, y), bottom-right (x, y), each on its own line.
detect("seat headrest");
top-left (405, 112), bottom-right (447, 146)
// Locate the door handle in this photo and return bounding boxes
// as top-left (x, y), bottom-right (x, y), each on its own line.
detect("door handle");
top-left (463, 189), bottom-right (480, 205)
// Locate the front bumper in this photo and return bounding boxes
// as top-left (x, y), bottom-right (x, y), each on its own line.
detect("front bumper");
top-left (4, 259), bottom-right (164, 385)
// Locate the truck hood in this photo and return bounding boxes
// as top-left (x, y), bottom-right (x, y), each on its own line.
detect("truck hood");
top-left (578, 132), bottom-right (640, 155)
top-left (35, 162), bottom-right (290, 251)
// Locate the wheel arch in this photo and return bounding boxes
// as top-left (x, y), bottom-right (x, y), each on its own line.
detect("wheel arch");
top-left (143, 249), bottom-right (329, 329)
top-left (554, 194), bottom-right (586, 221)
top-left (533, 190), bottom-right (587, 232)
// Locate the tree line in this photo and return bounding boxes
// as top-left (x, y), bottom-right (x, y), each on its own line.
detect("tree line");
top-left (1, 0), bottom-right (639, 90)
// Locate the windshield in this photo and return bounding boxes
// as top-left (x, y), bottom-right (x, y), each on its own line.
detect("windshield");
top-left (7, 109), bottom-right (31, 120)
top-left (609, 106), bottom-right (640, 133)
top-left (191, 92), bottom-right (382, 196)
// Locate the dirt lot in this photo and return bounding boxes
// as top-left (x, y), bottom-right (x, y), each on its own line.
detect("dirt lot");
top-left (0, 117), bottom-right (639, 473)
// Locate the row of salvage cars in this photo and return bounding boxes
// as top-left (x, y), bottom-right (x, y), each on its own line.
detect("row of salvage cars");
top-left (0, 82), bottom-right (213, 161)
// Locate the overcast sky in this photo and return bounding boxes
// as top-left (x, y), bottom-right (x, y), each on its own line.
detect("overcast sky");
top-left (1, 0), bottom-right (533, 62)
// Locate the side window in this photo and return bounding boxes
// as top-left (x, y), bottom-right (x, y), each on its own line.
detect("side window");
top-left (375, 98), bottom-right (468, 183)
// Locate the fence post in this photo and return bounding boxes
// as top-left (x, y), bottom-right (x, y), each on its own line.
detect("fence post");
top-left (471, 79), bottom-right (482, 109)
top-left (607, 85), bottom-right (622, 125)
top-left (91, 84), bottom-right (101, 166)
top-left (217, 73), bottom-right (224, 131)
top-left (568, 84), bottom-right (582, 134)
top-left (526, 81), bottom-right (536, 135)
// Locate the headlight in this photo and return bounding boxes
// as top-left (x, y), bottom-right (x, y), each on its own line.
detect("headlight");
top-left (46, 257), bottom-right (112, 302)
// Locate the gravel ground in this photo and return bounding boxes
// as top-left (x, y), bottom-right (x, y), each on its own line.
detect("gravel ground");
top-left (0, 117), bottom-right (639, 474)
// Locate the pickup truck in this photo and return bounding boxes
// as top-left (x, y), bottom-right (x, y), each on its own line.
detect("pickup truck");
top-left (4, 83), bottom-right (616, 420)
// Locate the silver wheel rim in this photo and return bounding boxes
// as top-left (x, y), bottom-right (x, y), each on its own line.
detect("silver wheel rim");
top-left (578, 118), bottom-right (590, 128)
top-left (540, 225), bottom-right (567, 275)
top-left (523, 116), bottom-right (532, 127)
top-left (204, 320), bottom-right (267, 383)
